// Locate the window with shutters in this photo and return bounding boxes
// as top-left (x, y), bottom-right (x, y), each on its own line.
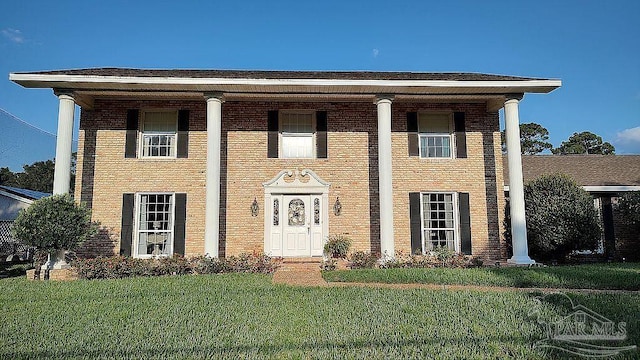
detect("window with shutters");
top-left (421, 192), bottom-right (458, 252)
top-left (280, 111), bottom-right (315, 158)
top-left (418, 113), bottom-right (454, 158)
top-left (140, 111), bottom-right (178, 158)
top-left (134, 193), bottom-right (175, 257)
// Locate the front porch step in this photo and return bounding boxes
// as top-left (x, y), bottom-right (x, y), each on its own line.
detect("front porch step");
top-left (281, 257), bottom-right (324, 264)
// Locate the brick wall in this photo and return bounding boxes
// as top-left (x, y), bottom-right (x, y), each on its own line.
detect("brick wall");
top-left (75, 98), bottom-right (505, 261)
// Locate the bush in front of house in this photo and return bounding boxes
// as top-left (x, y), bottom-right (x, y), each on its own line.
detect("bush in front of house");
top-left (323, 235), bottom-right (352, 259)
top-left (512, 173), bottom-right (601, 262)
top-left (344, 250), bottom-right (483, 270)
top-left (616, 191), bottom-right (640, 229)
top-left (11, 194), bottom-right (99, 253)
top-left (73, 252), bottom-right (282, 280)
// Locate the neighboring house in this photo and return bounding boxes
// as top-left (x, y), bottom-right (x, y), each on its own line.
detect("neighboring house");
top-left (10, 68), bottom-right (561, 263)
top-left (504, 155), bottom-right (640, 261)
top-left (0, 185), bottom-right (50, 260)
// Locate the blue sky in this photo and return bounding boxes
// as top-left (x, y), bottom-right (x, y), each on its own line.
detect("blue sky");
top-left (1, 0), bottom-right (639, 170)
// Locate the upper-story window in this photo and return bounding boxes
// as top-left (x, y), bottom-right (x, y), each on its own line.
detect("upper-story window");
top-left (280, 111), bottom-right (315, 158)
top-left (141, 111), bottom-right (177, 158)
top-left (419, 113), bottom-right (453, 158)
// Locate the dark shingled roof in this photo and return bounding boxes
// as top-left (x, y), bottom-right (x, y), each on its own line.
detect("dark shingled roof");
top-left (504, 155), bottom-right (640, 187)
top-left (0, 185), bottom-right (50, 200)
top-left (16, 67), bottom-right (546, 81)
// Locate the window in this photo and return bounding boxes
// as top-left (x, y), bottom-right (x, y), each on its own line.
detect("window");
top-left (421, 193), bottom-right (457, 251)
top-left (141, 111), bottom-right (177, 157)
top-left (280, 112), bottom-right (314, 158)
top-left (135, 193), bottom-right (174, 257)
top-left (419, 113), bottom-right (453, 158)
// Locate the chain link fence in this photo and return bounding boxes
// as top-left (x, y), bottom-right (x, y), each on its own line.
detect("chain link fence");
top-left (0, 220), bottom-right (34, 261)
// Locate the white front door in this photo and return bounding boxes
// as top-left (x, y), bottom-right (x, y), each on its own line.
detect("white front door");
top-left (282, 195), bottom-right (311, 257)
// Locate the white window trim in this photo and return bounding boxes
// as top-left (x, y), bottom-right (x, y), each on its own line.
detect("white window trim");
top-left (139, 110), bottom-right (178, 159)
top-left (418, 112), bottom-right (455, 159)
top-left (133, 192), bottom-right (176, 258)
top-left (420, 192), bottom-right (460, 254)
top-left (279, 110), bottom-right (316, 159)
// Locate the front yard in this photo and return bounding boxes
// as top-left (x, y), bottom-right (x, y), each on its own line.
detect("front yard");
top-left (1, 271), bottom-right (639, 359)
top-left (323, 262), bottom-right (640, 290)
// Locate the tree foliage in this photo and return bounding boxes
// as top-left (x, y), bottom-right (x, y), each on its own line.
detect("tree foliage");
top-left (0, 154), bottom-right (76, 193)
top-left (616, 191), bottom-right (640, 228)
top-left (501, 122), bottom-right (553, 155)
top-left (11, 194), bottom-right (98, 251)
top-left (552, 131), bottom-right (615, 155)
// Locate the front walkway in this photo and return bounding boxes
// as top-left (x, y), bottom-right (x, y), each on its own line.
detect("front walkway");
top-left (272, 258), bottom-right (327, 287)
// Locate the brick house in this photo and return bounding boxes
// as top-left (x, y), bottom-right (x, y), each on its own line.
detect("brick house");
top-left (505, 155), bottom-right (640, 261)
top-left (10, 68), bottom-right (561, 263)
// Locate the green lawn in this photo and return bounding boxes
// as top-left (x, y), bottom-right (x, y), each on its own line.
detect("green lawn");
top-left (323, 263), bottom-right (640, 290)
top-left (1, 274), bottom-right (638, 359)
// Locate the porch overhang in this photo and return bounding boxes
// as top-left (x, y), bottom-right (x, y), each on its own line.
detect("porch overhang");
top-left (9, 69), bottom-right (561, 111)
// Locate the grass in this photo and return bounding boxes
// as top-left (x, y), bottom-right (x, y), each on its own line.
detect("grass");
top-left (1, 274), bottom-right (639, 359)
top-left (323, 263), bottom-right (640, 290)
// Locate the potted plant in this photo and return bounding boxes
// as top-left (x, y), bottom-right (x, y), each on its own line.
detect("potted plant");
top-left (11, 194), bottom-right (99, 272)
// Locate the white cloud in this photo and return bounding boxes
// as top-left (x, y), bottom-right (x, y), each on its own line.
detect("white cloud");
top-left (2, 28), bottom-right (25, 43)
top-left (372, 48), bottom-right (379, 58)
top-left (615, 126), bottom-right (640, 154)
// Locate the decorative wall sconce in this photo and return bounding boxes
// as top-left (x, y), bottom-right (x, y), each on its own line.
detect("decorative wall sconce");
top-left (251, 198), bottom-right (259, 217)
top-left (333, 197), bottom-right (342, 216)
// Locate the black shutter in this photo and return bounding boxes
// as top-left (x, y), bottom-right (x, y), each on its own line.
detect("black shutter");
top-left (454, 112), bottom-right (467, 159)
top-left (177, 110), bottom-right (189, 158)
top-left (125, 110), bottom-right (139, 158)
top-left (409, 192), bottom-right (422, 254)
top-left (407, 112), bottom-right (419, 156)
top-left (173, 193), bottom-right (187, 256)
top-left (458, 192), bottom-right (472, 255)
top-left (120, 193), bottom-right (135, 256)
top-left (267, 110), bottom-right (279, 158)
top-left (316, 111), bottom-right (328, 159)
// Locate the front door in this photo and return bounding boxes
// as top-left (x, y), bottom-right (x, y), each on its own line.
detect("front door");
top-left (282, 195), bottom-right (311, 257)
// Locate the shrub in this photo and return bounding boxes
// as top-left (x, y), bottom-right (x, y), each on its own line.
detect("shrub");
top-left (616, 191), bottom-right (640, 228)
top-left (380, 250), bottom-right (482, 269)
top-left (73, 252), bottom-right (282, 280)
top-left (323, 235), bottom-right (352, 259)
top-left (320, 258), bottom-right (337, 271)
top-left (12, 194), bottom-right (99, 252)
top-left (349, 251), bottom-right (379, 269)
top-left (506, 174), bottom-right (601, 262)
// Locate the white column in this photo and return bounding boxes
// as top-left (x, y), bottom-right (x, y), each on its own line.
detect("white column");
top-left (205, 93), bottom-right (224, 258)
top-left (53, 92), bottom-right (75, 195)
top-left (505, 95), bottom-right (535, 265)
top-left (376, 96), bottom-right (395, 258)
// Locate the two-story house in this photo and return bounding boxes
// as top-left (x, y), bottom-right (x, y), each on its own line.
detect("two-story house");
top-left (10, 68), bottom-right (561, 264)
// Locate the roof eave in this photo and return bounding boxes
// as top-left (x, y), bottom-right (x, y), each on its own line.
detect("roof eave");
top-left (9, 73), bottom-right (562, 95)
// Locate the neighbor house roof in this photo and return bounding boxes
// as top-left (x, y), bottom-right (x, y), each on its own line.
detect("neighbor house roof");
top-left (0, 185), bottom-right (50, 202)
top-left (503, 155), bottom-right (640, 192)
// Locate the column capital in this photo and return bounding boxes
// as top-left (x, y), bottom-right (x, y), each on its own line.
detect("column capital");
top-left (505, 93), bottom-right (524, 102)
top-left (374, 94), bottom-right (394, 104)
top-left (53, 88), bottom-right (75, 100)
top-left (204, 92), bottom-right (225, 103)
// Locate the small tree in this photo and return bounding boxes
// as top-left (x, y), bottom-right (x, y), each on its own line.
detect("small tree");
top-left (12, 194), bottom-right (98, 269)
top-left (523, 174), bottom-right (601, 261)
